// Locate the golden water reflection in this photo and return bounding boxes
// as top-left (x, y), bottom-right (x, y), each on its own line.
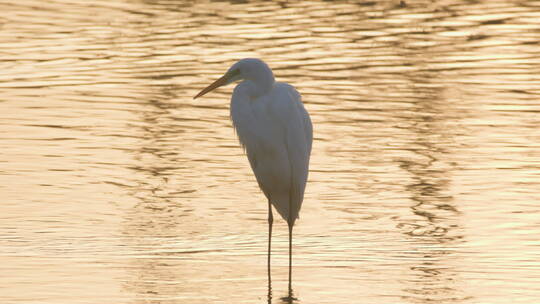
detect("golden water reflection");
top-left (1, 0), bottom-right (540, 303)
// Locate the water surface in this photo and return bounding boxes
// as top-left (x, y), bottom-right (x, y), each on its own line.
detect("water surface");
top-left (1, 0), bottom-right (540, 303)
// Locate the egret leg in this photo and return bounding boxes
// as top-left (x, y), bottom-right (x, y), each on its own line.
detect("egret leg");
top-left (267, 200), bottom-right (273, 280)
top-left (288, 223), bottom-right (293, 294)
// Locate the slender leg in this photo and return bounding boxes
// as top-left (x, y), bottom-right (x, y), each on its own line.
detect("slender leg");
top-left (288, 223), bottom-right (293, 295)
top-left (267, 200), bottom-right (273, 281)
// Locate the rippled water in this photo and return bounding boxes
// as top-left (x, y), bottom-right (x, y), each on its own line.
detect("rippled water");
top-left (1, 0), bottom-right (540, 303)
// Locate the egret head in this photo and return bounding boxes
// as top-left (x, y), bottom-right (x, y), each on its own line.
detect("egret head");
top-left (194, 58), bottom-right (274, 99)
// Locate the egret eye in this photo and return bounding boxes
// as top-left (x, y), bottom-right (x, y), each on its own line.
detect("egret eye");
top-left (228, 68), bottom-right (241, 80)
top-left (224, 68), bottom-right (242, 85)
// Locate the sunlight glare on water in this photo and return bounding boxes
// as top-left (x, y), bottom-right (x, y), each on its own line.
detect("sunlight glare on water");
top-left (1, 0), bottom-right (540, 303)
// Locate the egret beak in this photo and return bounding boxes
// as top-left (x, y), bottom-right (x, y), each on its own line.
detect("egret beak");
top-left (194, 73), bottom-right (233, 99)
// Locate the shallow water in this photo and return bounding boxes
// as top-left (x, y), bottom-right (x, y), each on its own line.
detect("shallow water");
top-left (1, 0), bottom-right (540, 303)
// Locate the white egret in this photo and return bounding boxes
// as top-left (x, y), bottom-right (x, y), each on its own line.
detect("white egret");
top-left (194, 58), bottom-right (312, 293)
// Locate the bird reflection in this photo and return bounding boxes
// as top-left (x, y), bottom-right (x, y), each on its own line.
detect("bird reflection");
top-left (392, 50), bottom-right (467, 302)
top-left (267, 277), bottom-right (272, 304)
top-left (280, 290), bottom-right (298, 304)
top-left (267, 271), bottom-right (298, 304)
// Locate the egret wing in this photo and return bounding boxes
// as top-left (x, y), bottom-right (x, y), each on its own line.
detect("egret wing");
top-left (269, 83), bottom-right (312, 223)
top-left (230, 82), bottom-right (312, 225)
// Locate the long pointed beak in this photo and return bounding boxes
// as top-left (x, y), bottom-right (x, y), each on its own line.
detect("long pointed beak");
top-left (193, 73), bottom-right (231, 99)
